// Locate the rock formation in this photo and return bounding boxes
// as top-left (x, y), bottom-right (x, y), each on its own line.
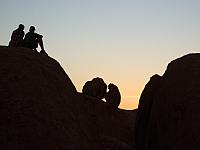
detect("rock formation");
top-left (82, 77), bottom-right (107, 99)
top-left (135, 74), bottom-right (162, 150)
top-left (82, 80), bottom-right (94, 96)
top-left (135, 53), bottom-right (200, 150)
top-left (105, 83), bottom-right (121, 109)
top-left (0, 46), bottom-right (136, 150)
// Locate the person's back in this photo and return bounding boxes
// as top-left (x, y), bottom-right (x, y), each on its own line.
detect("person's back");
top-left (9, 24), bottom-right (25, 47)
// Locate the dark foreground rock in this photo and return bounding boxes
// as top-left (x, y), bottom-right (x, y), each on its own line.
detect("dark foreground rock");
top-left (135, 53), bottom-right (200, 150)
top-left (0, 46), bottom-right (136, 150)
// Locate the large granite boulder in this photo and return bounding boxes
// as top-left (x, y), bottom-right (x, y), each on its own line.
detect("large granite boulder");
top-left (105, 83), bottom-right (121, 109)
top-left (82, 77), bottom-right (107, 99)
top-left (135, 53), bottom-right (200, 150)
top-left (135, 74), bottom-right (162, 150)
top-left (0, 46), bottom-right (136, 150)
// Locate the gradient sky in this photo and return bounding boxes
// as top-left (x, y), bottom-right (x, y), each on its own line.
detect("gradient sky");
top-left (1, 0), bottom-right (200, 109)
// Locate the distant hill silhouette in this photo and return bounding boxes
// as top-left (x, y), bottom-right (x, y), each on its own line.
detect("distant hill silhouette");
top-left (0, 46), bottom-right (136, 150)
top-left (135, 53), bottom-right (200, 150)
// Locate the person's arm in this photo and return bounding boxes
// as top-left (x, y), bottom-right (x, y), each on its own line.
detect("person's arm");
top-left (36, 33), bottom-right (43, 39)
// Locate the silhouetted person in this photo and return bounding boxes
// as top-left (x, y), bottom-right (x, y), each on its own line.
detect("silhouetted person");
top-left (9, 24), bottom-right (25, 47)
top-left (23, 26), bottom-right (45, 53)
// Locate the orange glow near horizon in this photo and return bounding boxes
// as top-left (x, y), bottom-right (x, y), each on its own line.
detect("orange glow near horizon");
top-left (119, 96), bottom-right (140, 110)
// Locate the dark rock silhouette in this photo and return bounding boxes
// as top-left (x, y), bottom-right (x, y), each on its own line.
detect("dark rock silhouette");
top-left (105, 83), bottom-right (121, 109)
top-left (0, 46), bottom-right (136, 150)
top-left (82, 77), bottom-right (107, 99)
top-left (135, 74), bottom-right (162, 150)
top-left (82, 80), bottom-right (94, 96)
top-left (101, 136), bottom-right (132, 150)
top-left (92, 77), bottom-right (107, 99)
top-left (135, 53), bottom-right (200, 150)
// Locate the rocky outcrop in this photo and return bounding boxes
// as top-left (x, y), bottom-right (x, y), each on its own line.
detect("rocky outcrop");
top-left (0, 46), bottom-right (136, 150)
top-left (82, 79), bottom-right (122, 110)
top-left (105, 83), bottom-right (121, 109)
top-left (82, 77), bottom-right (107, 99)
top-left (135, 53), bottom-right (200, 150)
top-left (135, 74), bottom-right (162, 150)
top-left (80, 94), bottom-right (136, 149)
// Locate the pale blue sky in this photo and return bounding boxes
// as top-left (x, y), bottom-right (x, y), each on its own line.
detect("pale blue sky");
top-left (1, 0), bottom-right (200, 109)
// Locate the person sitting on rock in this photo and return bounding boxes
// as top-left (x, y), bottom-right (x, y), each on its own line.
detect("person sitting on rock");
top-left (9, 24), bottom-right (25, 47)
top-left (23, 26), bottom-right (46, 54)
top-left (105, 83), bottom-right (121, 109)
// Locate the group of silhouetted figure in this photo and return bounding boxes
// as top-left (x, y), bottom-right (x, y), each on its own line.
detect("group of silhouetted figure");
top-left (9, 24), bottom-right (47, 55)
top-left (82, 77), bottom-right (121, 109)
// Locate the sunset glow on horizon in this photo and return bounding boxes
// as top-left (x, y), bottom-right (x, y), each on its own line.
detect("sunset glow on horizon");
top-left (1, 0), bottom-right (200, 110)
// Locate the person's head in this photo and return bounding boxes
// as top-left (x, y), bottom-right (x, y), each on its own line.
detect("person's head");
top-left (18, 24), bottom-right (25, 30)
top-left (29, 26), bottom-right (36, 32)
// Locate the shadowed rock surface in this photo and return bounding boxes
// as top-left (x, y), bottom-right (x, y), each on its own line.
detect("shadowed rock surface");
top-left (0, 46), bottom-right (136, 150)
top-left (135, 53), bottom-right (200, 150)
top-left (135, 74), bottom-right (162, 150)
